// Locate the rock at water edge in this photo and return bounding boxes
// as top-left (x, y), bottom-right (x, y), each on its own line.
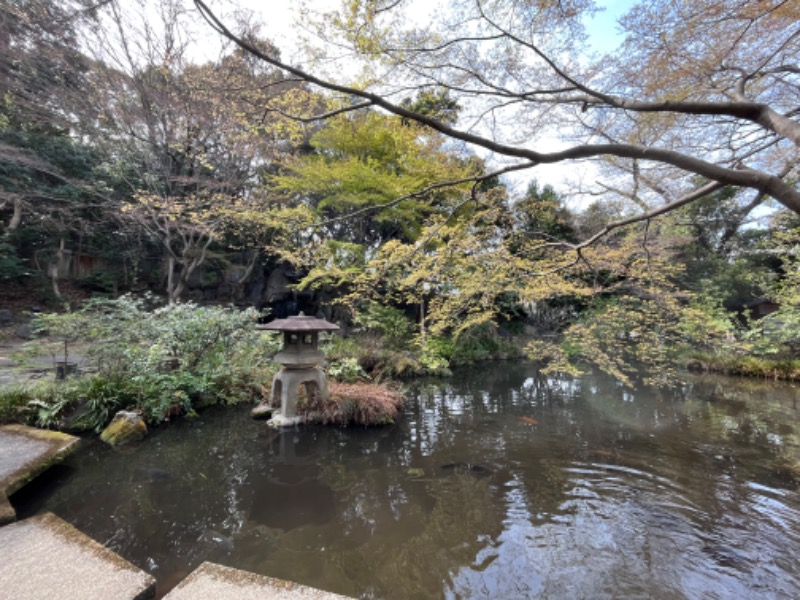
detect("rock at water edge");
top-left (100, 411), bottom-right (147, 446)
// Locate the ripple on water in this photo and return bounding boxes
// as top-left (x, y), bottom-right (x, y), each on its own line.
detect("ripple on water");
top-left (11, 366), bottom-right (800, 599)
top-left (449, 450), bottom-right (800, 599)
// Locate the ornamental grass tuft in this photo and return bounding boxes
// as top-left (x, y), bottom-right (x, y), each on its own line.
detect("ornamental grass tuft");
top-left (298, 381), bottom-right (405, 426)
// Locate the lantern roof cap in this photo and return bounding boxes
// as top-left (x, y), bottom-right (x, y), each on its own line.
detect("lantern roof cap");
top-left (257, 312), bottom-right (340, 332)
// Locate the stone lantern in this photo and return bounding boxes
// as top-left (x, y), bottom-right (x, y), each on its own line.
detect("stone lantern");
top-left (256, 313), bottom-right (339, 427)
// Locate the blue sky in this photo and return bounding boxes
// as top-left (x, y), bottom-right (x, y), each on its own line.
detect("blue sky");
top-left (248, 0), bottom-right (641, 57)
top-left (585, 0), bottom-right (639, 53)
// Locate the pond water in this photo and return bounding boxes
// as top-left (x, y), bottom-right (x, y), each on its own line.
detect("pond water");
top-left (13, 363), bottom-right (800, 599)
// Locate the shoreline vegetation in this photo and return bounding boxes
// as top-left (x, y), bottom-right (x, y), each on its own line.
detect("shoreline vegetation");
top-left (300, 381), bottom-right (406, 427)
top-left (0, 297), bottom-right (525, 433)
top-left (2, 293), bottom-right (800, 436)
top-left (684, 354), bottom-right (800, 382)
top-left (2, 342), bottom-right (800, 436)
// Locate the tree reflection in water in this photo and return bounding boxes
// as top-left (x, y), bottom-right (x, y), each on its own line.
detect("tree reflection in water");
top-left (12, 363), bottom-right (800, 598)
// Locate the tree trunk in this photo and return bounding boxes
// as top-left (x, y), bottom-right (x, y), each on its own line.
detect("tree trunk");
top-left (231, 251), bottom-right (259, 302)
top-left (166, 254), bottom-right (177, 303)
top-left (419, 298), bottom-right (426, 343)
top-left (49, 238), bottom-right (65, 300)
top-left (8, 197), bottom-right (23, 230)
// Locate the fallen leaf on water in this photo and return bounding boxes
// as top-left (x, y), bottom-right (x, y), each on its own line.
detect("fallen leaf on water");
top-left (519, 416), bottom-right (539, 426)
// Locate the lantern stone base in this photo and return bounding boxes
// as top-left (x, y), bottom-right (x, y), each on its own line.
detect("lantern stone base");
top-left (250, 403), bottom-right (275, 419)
top-left (267, 413), bottom-right (305, 428)
top-left (266, 366), bottom-right (330, 428)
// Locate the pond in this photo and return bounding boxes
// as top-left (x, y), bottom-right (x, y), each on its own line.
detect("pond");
top-left (12, 362), bottom-right (800, 598)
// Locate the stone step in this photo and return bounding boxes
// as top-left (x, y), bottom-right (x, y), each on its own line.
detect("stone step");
top-left (0, 512), bottom-right (156, 600)
top-left (0, 424), bottom-right (80, 525)
top-left (164, 562), bottom-right (352, 600)
top-left (0, 427), bottom-right (351, 599)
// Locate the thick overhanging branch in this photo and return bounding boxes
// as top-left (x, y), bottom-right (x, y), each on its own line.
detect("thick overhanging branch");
top-left (264, 101), bottom-right (374, 123)
top-left (573, 181), bottom-right (727, 251)
top-left (520, 181), bottom-right (728, 265)
top-left (193, 0), bottom-right (800, 215)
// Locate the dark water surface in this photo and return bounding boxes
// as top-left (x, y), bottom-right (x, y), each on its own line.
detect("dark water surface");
top-left (13, 363), bottom-right (800, 598)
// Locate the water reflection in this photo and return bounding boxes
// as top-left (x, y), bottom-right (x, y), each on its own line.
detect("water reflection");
top-left (12, 363), bottom-right (800, 598)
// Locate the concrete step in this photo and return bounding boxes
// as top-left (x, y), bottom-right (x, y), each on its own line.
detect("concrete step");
top-left (164, 562), bottom-right (351, 600)
top-left (0, 424), bottom-right (80, 525)
top-left (0, 426), bottom-right (350, 599)
top-left (0, 512), bottom-right (156, 600)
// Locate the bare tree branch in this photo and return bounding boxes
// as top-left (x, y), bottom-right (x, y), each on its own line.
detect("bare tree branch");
top-left (263, 101), bottom-right (373, 123)
top-left (313, 161), bottom-right (535, 228)
top-left (193, 0), bottom-right (800, 214)
top-left (576, 181), bottom-right (727, 249)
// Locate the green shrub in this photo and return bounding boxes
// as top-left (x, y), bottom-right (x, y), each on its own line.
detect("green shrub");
top-left (0, 384), bottom-right (35, 423)
top-left (354, 302), bottom-right (414, 350)
top-left (321, 335), bottom-right (362, 362)
top-left (327, 357), bottom-right (368, 383)
top-left (416, 336), bottom-right (452, 375)
top-left (4, 379), bottom-right (84, 430)
top-left (77, 270), bottom-right (118, 294)
top-left (27, 296), bottom-right (274, 428)
top-left (421, 336), bottom-right (455, 361)
top-left (324, 320), bottom-right (522, 379)
top-left (451, 323), bottom-right (522, 364)
top-left (681, 351), bottom-right (800, 381)
top-left (24, 376), bottom-right (131, 431)
top-left (746, 306), bottom-right (800, 358)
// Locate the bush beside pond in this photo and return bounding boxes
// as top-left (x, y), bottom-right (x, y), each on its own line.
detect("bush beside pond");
top-left (0, 384), bottom-right (35, 424)
top-left (323, 320), bottom-right (524, 381)
top-left (2, 296), bottom-right (279, 431)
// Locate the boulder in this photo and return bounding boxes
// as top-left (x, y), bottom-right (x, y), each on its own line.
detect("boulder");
top-left (100, 411), bottom-right (147, 446)
top-left (685, 359), bottom-right (707, 373)
top-left (250, 403), bottom-right (275, 420)
top-left (224, 266), bottom-right (248, 284)
top-left (0, 309), bottom-right (14, 325)
top-left (14, 323), bottom-right (33, 340)
top-left (262, 267), bottom-right (290, 303)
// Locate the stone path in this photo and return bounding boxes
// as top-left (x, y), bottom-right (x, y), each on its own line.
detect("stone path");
top-left (0, 341), bottom-right (24, 385)
top-left (0, 424), bottom-right (351, 599)
top-left (0, 424), bottom-right (80, 525)
top-left (0, 340), bottom-right (87, 385)
top-left (0, 513), bottom-right (156, 600)
top-left (164, 562), bottom-right (351, 599)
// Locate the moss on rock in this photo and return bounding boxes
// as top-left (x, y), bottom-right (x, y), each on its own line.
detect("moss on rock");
top-left (99, 411), bottom-right (147, 446)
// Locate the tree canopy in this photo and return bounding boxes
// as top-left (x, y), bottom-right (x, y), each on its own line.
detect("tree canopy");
top-left (1, 0), bottom-right (799, 384)
top-left (194, 0), bottom-right (799, 235)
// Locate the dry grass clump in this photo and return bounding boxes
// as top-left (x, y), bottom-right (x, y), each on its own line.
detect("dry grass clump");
top-left (300, 381), bottom-right (405, 426)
